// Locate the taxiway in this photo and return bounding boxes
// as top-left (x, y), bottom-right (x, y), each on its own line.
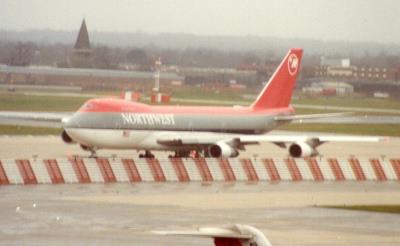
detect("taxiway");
top-left (0, 132), bottom-right (398, 159)
top-left (1, 183), bottom-right (399, 246)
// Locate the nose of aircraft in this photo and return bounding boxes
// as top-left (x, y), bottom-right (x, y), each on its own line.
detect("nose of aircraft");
top-left (61, 116), bottom-right (70, 125)
top-left (61, 113), bottom-right (79, 128)
top-left (61, 116), bottom-right (73, 128)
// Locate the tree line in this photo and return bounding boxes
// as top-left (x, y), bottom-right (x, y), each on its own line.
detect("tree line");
top-left (0, 41), bottom-right (399, 72)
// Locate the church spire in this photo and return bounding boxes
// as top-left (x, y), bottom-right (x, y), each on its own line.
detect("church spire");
top-left (74, 19), bottom-right (91, 50)
top-left (71, 19), bottom-right (92, 68)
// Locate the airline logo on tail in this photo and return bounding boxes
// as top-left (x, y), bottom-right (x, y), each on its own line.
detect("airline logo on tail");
top-left (288, 54), bottom-right (299, 76)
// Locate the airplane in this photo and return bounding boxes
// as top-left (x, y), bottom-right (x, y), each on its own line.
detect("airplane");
top-left (0, 48), bottom-right (379, 158)
top-left (152, 224), bottom-right (272, 246)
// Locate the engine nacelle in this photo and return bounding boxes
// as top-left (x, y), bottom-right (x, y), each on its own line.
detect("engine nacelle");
top-left (288, 142), bottom-right (317, 158)
top-left (80, 144), bottom-right (91, 151)
top-left (61, 130), bottom-right (74, 144)
top-left (208, 142), bottom-right (239, 158)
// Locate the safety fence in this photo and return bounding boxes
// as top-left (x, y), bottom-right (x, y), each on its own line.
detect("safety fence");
top-left (0, 157), bottom-right (399, 185)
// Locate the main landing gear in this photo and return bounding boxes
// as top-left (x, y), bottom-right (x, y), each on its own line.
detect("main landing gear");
top-left (139, 150), bottom-right (155, 158)
top-left (80, 144), bottom-right (97, 158)
top-left (168, 150), bottom-right (201, 158)
top-left (139, 150), bottom-right (201, 158)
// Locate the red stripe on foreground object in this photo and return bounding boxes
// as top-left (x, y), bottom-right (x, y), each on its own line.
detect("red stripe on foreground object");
top-left (96, 158), bottom-right (117, 183)
top-left (146, 158), bottom-right (166, 182)
top-left (43, 159), bottom-right (65, 184)
top-left (16, 160), bottom-right (37, 185)
top-left (327, 158), bottom-right (345, 181)
top-left (306, 158), bottom-right (324, 181)
top-left (0, 161), bottom-right (10, 185)
top-left (2, 157), bottom-right (400, 185)
top-left (262, 159), bottom-right (280, 181)
top-left (285, 158), bottom-right (302, 181)
top-left (121, 159), bottom-right (142, 182)
top-left (169, 158), bottom-right (190, 182)
top-left (214, 238), bottom-right (242, 246)
top-left (369, 159), bottom-right (387, 181)
top-left (218, 159), bottom-right (236, 182)
top-left (390, 159), bottom-right (400, 180)
top-left (240, 159), bottom-right (259, 182)
top-left (348, 158), bottom-right (366, 181)
top-left (194, 158), bottom-right (213, 182)
top-left (69, 158), bottom-right (91, 183)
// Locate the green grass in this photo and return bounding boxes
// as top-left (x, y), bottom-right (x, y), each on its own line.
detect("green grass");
top-left (324, 205), bottom-right (400, 214)
top-left (278, 123), bottom-right (400, 137)
top-left (0, 125), bottom-right (61, 135)
top-left (169, 88), bottom-right (400, 110)
top-left (0, 92), bottom-right (87, 111)
top-left (1, 90), bottom-right (399, 112)
top-left (169, 86), bottom-right (249, 102)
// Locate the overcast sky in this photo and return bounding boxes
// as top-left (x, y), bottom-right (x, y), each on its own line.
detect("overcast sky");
top-left (1, 0), bottom-right (399, 43)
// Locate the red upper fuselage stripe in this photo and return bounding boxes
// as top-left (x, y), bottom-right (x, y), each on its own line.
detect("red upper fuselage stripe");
top-left (78, 99), bottom-right (295, 115)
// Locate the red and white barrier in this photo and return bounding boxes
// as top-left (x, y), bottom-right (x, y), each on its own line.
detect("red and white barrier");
top-left (0, 157), bottom-right (399, 185)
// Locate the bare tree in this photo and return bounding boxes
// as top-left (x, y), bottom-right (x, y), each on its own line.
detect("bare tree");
top-left (8, 42), bottom-right (37, 66)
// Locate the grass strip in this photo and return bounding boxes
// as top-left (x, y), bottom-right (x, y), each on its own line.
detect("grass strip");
top-left (0, 125), bottom-right (61, 135)
top-left (324, 205), bottom-right (400, 214)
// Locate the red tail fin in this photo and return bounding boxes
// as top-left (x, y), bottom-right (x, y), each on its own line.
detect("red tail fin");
top-left (251, 48), bottom-right (303, 109)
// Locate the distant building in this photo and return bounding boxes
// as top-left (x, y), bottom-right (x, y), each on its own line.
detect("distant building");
top-left (314, 56), bottom-right (397, 81)
top-left (178, 67), bottom-right (258, 86)
top-left (315, 56), bottom-right (353, 78)
top-left (373, 91), bottom-right (390, 98)
top-left (352, 66), bottom-right (396, 80)
top-left (70, 19), bottom-right (93, 68)
top-left (320, 57), bottom-right (351, 68)
top-left (302, 81), bottom-right (354, 96)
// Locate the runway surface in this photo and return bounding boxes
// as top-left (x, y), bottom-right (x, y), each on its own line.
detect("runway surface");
top-left (1, 183), bottom-right (399, 246)
top-left (1, 134), bottom-right (399, 245)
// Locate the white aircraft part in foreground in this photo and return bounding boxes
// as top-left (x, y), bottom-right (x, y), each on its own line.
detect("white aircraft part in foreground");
top-left (152, 224), bottom-right (272, 246)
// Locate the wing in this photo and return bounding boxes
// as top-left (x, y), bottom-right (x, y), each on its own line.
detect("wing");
top-left (152, 226), bottom-right (252, 240)
top-left (0, 111), bottom-right (71, 128)
top-left (151, 225), bottom-right (272, 246)
top-left (157, 131), bottom-right (380, 147)
top-left (239, 134), bottom-right (381, 145)
top-left (156, 131), bottom-right (381, 158)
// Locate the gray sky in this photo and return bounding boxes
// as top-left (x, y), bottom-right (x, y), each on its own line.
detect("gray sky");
top-left (1, 0), bottom-right (399, 43)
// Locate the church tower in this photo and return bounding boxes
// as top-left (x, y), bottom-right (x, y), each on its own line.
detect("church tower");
top-left (71, 19), bottom-right (93, 68)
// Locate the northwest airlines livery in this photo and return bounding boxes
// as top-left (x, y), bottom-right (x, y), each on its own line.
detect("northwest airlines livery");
top-left (1, 49), bottom-right (379, 158)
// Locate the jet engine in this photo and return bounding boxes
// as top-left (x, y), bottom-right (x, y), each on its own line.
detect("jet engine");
top-left (208, 142), bottom-right (239, 158)
top-left (80, 144), bottom-right (91, 151)
top-left (288, 142), bottom-right (317, 158)
top-left (61, 130), bottom-right (74, 144)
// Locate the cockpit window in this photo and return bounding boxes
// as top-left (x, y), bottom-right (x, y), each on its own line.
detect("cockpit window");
top-left (81, 102), bottom-right (94, 110)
